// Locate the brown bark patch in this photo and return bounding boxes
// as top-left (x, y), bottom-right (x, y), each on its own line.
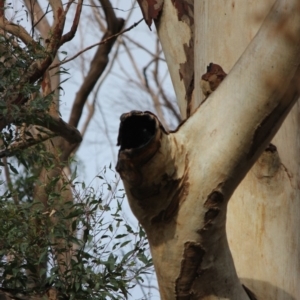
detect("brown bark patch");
top-left (151, 155), bottom-right (190, 224)
top-left (175, 242), bottom-right (205, 300)
top-left (200, 63), bottom-right (227, 97)
top-left (137, 0), bottom-right (164, 28)
top-left (247, 87), bottom-right (297, 161)
top-left (198, 187), bottom-right (225, 236)
top-left (130, 182), bottom-right (161, 203)
top-left (204, 190), bottom-right (224, 207)
top-left (172, 0), bottom-right (194, 26)
top-left (204, 208), bottom-right (220, 226)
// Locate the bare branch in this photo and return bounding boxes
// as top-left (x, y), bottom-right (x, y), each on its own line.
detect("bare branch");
top-left (100, 0), bottom-right (117, 29)
top-left (23, 0), bottom-right (61, 110)
top-left (68, 0), bottom-right (125, 128)
top-left (0, 18), bottom-right (38, 47)
top-left (60, 0), bottom-right (83, 46)
top-left (79, 38), bottom-right (121, 140)
top-left (124, 34), bottom-right (165, 58)
top-left (32, 114), bottom-right (82, 144)
top-left (49, 18), bottom-right (143, 70)
top-left (22, 1), bottom-right (65, 85)
top-left (64, 0), bottom-right (76, 14)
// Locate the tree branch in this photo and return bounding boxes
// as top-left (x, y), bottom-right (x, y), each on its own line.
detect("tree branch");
top-left (0, 18), bottom-right (38, 47)
top-left (68, 0), bottom-right (125, 128)
top-left (1, 111), bottom-right (82, 144)
top-left (0, 129), bottom-right (56, 158)
top-left (49, 18), bottom-right (143, 71)
top-left (30, 114), bottom-right (82, 144)
top-left (60, 0), bottom-right (83, 46)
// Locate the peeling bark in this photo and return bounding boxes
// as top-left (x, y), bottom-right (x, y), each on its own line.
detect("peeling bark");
top-left (171, 0), bottom-right (195, 118)
top-left (200, 63), bottom-right (227, 98)
top-left (152, 0), bottom-right (194, 118)
top-left (175, 242), bottom-right (205, 300)
top-left (137, 0), bottom-right (164, 28)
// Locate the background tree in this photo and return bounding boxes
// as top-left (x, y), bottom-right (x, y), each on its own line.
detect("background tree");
top-left (0, 1), bottom-right (170, 299)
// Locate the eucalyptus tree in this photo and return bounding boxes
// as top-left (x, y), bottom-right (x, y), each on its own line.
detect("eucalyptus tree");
top-left (116, 1), bottom-right (300, 299)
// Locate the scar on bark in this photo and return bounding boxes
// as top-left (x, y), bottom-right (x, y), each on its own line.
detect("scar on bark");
top-left (175, 242), bottom-right (205, 300)
top-left (151, 155), bottom-right (190, 224)
top-left (202, 190), bottom-right (225, 232)
top-left (175, 189), bottom-right (224, 299)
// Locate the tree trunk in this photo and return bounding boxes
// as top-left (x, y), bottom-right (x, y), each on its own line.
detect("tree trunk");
top-left (118, 0), bottom-right (300, 299)
top-left (194, 2), bottom-right (300, 299)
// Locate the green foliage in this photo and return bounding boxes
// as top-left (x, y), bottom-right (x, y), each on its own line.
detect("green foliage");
top-left (0, 19), bottom-right (55, 139)
top-left (0, 166), bottom-right (152, 299)
top-left (0, 4), bottom-right (153, 299)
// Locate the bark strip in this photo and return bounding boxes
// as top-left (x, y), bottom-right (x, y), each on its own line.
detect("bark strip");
top-left (171, 0), bottom-right (195, 118)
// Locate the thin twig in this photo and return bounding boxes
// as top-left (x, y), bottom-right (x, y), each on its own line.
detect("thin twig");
top-left (60, 0), bottom-right (83, 46)
top-left (124, 35), bottom-right (165, 60)
top-left (31, 3), bottom-right (51, 35)
top-left (64, 0), bottom-right (76, 14)
top-left (122, 38), bottom-right (145, 83)
top-left (49, 18), bottom-right (143, 70)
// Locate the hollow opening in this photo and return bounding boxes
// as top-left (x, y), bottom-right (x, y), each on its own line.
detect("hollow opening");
top-left (118, 114), bottom-right (156, 150)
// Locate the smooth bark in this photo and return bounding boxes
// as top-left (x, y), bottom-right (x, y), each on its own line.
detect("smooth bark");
top-left (194, 1), bottom-right (300, 299)
top-left (118, 0), bottom-right (300, 299)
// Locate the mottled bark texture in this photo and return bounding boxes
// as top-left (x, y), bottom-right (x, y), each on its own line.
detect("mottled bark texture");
top-left (118, 0), bottom-right (300, 299)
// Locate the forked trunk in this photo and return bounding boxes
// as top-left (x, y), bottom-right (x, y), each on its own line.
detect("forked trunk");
top-left (117, 0), bottom-right (300, 299)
